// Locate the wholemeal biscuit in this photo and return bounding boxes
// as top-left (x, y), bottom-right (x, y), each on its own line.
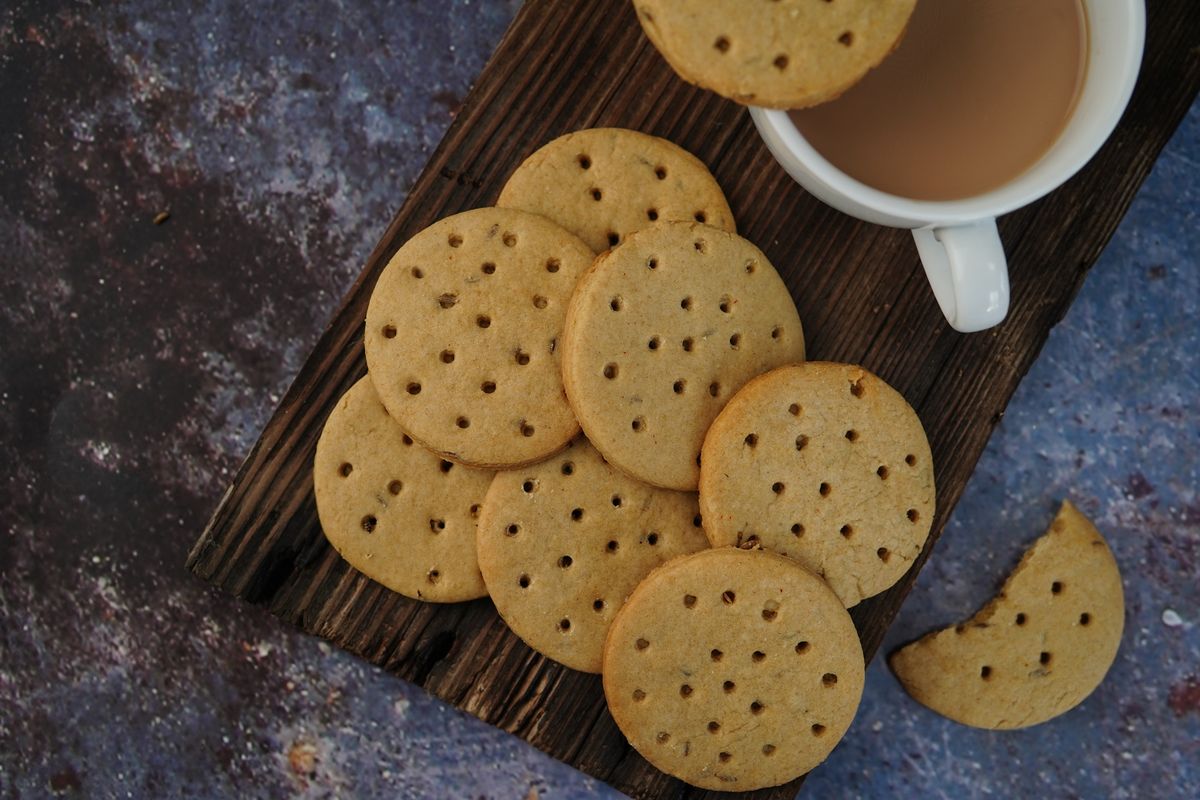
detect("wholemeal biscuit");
top-left (603, 547), bottom-right (864, 791)
top-left (313, 377), bottom-right (493, 602)
top-left (699, 363), bottom-right (935, 607)
top-left (561, 222), bottom-right (804, 491)
top-left (364, 208), bottom-right (593, 469)
top-left (889, 500), bottom-right (1124, 730)
top-left (476, 438), bottom-right (709, 673)
top-left (497, 128), bottom-right (735, 253)
top-left (633, 0), bottom-right (916, 109)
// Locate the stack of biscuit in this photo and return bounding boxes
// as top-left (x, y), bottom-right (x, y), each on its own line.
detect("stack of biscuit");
top-left (314, 126), bottom-right (938, 790)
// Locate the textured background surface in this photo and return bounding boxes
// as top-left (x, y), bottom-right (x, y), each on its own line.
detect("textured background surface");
top-left (1, 1), bottom-right (1195, 798)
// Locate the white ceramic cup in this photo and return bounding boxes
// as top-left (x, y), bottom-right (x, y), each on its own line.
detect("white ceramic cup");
top-left (750, 0), bottom-right (1145, 333)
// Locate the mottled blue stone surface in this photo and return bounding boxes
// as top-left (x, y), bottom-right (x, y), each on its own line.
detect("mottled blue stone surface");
top-left (0, 1), bottom-right (1195, 797)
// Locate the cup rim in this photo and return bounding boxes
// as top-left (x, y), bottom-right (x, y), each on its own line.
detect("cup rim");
top-left (751, 0), bottom-right (1146, 226)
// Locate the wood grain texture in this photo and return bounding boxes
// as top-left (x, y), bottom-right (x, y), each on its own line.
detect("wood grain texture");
top-left (186, 2), bottom-right (1200, 797)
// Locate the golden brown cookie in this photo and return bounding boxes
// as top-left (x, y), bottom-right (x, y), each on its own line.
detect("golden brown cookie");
top-left (699, 362), bottom-right (934, 607)
top-left (889, 501), bottom-right (1125, 730)
top-left (561, 221), bottom-right (804, 491)
top-left (633, 0), bottom-right (916, 109)
top-left (364, 207), bottom-right (593, 469)
top-left (476, 438), bottom-right (709, 673)
top-left (313, 377), bottom-right (494, 602)
top-left (497, 128), bottom-right (735, 253)
top-left (603, 547), bottom-right (864, 791)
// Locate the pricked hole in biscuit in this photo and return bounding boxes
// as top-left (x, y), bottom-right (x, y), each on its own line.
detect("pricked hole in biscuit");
top-left (469, 503), bottom-right (481, 518)
top-left (481, 380), bottom-right (497, 394)
top-left (721, 590), bottom-right (736, 605)
top-left (533, 295), bottom-right (548, 309)
top-left (796, 435), bottom-right (809, 452)
top-left (476, 314), bottom-right (491, 328)
top-left (593, 599), bottom-right (605, 612)
top-left (1040, 651), bottom-right (1052, 665)
top-left (683, 594), bottom-right (697, 608)
top-left (546, 258), bottom-right (561, 273)
top-left (1016, 612), bottom-right (1028, 626)
top-left (577, 154), bottom-right (591, 170)
top-left (691, 210), bottom-right (707, 225)
top-left (611, 495), bottom-right (623, 508)
top-left (845, 429), bottom-right (859, 442)
top-left (603, 363), bottom-right (619, 380)
top-left (752, 650), bottom-right (766, 663)
top-left (718, 752), bottom-right (732, 763)
top-left (1080, 612), bottom-right (1092, 626)
top-left (515, 350), bottom-right (531, 366)
top-left (561, 462), bottom-right (575, 476)
top-left (635, 637), bottom-right (649, 651)
top-left (788, 403), bottom-right (801, 416)
top-left (631, 417), bottom-right (647, 433)
top-left (811, 724), bottom-right (826, 737)
top-left (771, 326), bottom-right (783, 340)
top-left (610, 296), bottom-right (622, 311)
top-left (762, 744), bottom-right (776, 757)
top-left (411, 266), bottom-right (424, 279)
top-left (839, 31), bottom-right (854, 46)
top-left (744, 433), bottom-right (758, 448)
top-left (558, 555), bottom-right (573, 569)
top-left (819, 482), bottom-right (832, 497)
top-left (427, 569), bottom-right (440, 584)
top-left (655, 166), bottom-right (668, 180)
top-left (647, 257), bottom-right (658, 269)
top-left (648, 336), bottom-right (661, 350)
top-left (505, 523), bottom-right (520, 537)
top-left (1051, 580), bottom-right (1064, 595)
top-left (647, 532), bottom-right (660, 545)
top-left (822, 673), bottom-right (838, 688)
top-left (745, 260), bottom-right (758, 275)
top-left (607, 232), bottom-right (620, 247)
top-left (646, 208), bottom-right (659, 221)
top-left (570, 508), bottom-right (584, 522)
top-left (694, 239), bottom-right (708, 254)
top-left (407, 382), bottom-right (422, 395)
top-left (338, 462), bottom-right (353, 478)
top-left (382, 324), bottom-right (397, 339)
top-left (633, 689), bottom-right (646, 702)
top-left (795, 641), bottom-right (810, 654)
top-left (773, 54), bottom-right (789, 70)
top-left (680, 684), bottom-right (693, 698)
top-left (723, 680), bottom-right (736, 693)
top-left (750, 701), bottom-right (765, 715)
top-left (440, 460), bottom-right (454, 474)
top-left (714, 35), bottom-right (730, 53)
top-left (877, 547), bottom-right (890, 563)
top-left (680, 296), bottom-right (693, 310)
top-left (361, 515), bottom-right (377, 533)
top-left (440, 350), bottom-right (455, 364)
top-left (906, 453), bottom-right (917, 466)
top-left (711, 648), bottom-right (723, 662)
top-left (656, 732), bottom-right (671, 745)
top-left (840, 524), bottom-right (853, 538)
top-left (402, 434), bottom-right (413, 446)
top-left (762, 604), bottom-right (778, 622)
top-left (907, 508), bottom-right (920, 523)
top-left (429, 518), bottom-right (446, 533)
top-left (709, 382), bottom-right (720, 397)
top-left (503, 232), bottom-right (517, 247)
top-left (606, 540), bottom-right (619, 553)
top-left (557, 618), bottom-right (571, 632)
top-left (850, 379), bottom-right (865, 398)
top-left (729, 333), bottom-right (741, 349)
top-left (877, 465), bottom-right (889, 479)
top-left (590, 188), bottom-right (603, 201)
top-left (387, 480), bottom-right (403, 495)
top-left (980, 665), bottom-right (993, 680)
top-left (772, 482), bottom-right (785, 495)
top-left (518, 574), bottom-right (530, 588)
top-left (707, 721), bottom-right (721, 734)
top-left (693, 514), bottom-right (703, 528)
top-left (448, 233), bottom-right (463, 248)
top-left (673, 380), bottom-right (686, 395)
top-left (792, 523), bottom-right (804, 537)
top-left (682, 338), bottom-right (694, 352)
top-left (481, 261), bottom-right (496, 275)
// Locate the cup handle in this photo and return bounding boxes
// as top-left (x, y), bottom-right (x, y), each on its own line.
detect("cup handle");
top-left (912, 219), bottom-right (1010, 333)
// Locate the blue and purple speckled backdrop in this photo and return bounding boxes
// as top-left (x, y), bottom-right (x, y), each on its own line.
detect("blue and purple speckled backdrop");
top-left (1, 1), bottom-right (1195, 797)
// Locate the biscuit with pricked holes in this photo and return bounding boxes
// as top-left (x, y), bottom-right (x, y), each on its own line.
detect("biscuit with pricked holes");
top-left (633, 0), bottom-right (917, 109)
top-left (603, 547), bottom-right (864, 791)
top-left (364, 207), bottom-right (593, 468)
top-left (699, 362), bottom-right (934, 607)
top-left (476, 438), bottom-right (709, 673)
top-left (561, 221), bottom-right (804, 491)
top-left (313, 377), bottom-right (493, 602)
top-left (889, 500), bottom-right (1124, 729)
top-left (497, 128), bottom-right (735, 253)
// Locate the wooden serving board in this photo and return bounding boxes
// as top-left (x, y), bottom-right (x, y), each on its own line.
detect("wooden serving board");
top-left (187, 2), bottom-right (1200, 797)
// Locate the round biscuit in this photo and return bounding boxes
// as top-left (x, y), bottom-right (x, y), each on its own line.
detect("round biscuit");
top-left (634, 0), bottom-right (917, 109)
top-left (364, 207), bottom-right (593, 468)
top-left (476, 438), bottom-right (709, 673)
top-left (313, 377), bottom-right (493, 602)
top-left (603, 547), bottom-right (865, 791)
top-left (699, 363), bottom-right (935, 607)
top-left (497, 128), bottom-right (735, 253)
top-left (561, 221), bottom-right (804, 491)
